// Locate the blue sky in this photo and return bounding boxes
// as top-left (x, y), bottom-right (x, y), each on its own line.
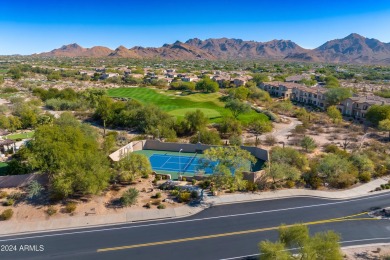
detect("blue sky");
top-left (1, 0), bottom-right (390, 55)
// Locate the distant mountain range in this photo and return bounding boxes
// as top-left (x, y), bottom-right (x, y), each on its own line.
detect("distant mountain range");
top-left (33, 33), bottom-right (390, 64)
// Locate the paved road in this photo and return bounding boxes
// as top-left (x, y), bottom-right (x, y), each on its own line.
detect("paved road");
top-left (1, 193), bottom-right (390, 260)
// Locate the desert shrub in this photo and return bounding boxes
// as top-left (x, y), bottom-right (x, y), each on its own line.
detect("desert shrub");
top-left (263, 110), bottom-right (280, 122)
top-left (2, 87), bottom-right (18, 93)
top-left (0, 191), bottom-right (8, 199)
top-left (157, 204), bottom-right (166, 209)
top-left (27, 180), bottom-right (44, 199)
top-left (46, 206), bottom-right (57, 216)
top-left (0, 209), bottom-right (14, 220)
top-left (144, 203), bottom-right (151, 209)
top-left (293, 125), bottom-right (307, 135)
top-left (154, 192), bottom-right (162, 199)
top-left (264, 134), bottom-right (277, 146)
top-left (170, 190), bottom-right (179, 196)
top-left (178, 192), bottom-right (191, 203)
top-left (358, 172), bottom-right (371, 183)
top-left (7, 192), bottom-right (23, 201)
top-left (198, 180), bottom-right (211, 189)
top-left (191, 190), bottom-right (199, 199)
top-left (3, 199), bottom-right (14, 206)
top-left (285, 180), bottom-right (295, 188)
top-left (120, 188), bottom-right (139, 207)
top-left (152, 199), bottom-right (161, 206)
top-left (65, 202), bottom-right (77, 213)
top-left (246, 181), bottom-right (258, 192)
top-left (45, 98), bottom-right (86, 111)
top-left (303, 172), bottom-right (322, 189)
top-left (192, 179), bottom-right (197, 185)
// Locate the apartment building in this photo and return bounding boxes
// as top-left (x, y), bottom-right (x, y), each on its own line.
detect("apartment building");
top-left (259, 82), bottom-right (327, 108)
top-left (338, 96), bottom-right (390, 119)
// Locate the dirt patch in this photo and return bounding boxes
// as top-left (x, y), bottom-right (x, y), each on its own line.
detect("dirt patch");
top-left (343, 244), bottom-right (390, 260)
top-left (0, 177), bottom-right (181, 223)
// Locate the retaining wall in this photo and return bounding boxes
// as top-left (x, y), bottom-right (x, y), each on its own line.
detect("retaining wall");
top-left (144, 140), bottom-right (269, 161)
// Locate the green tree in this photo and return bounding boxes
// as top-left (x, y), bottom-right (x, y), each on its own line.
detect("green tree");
top-left (324, 75), bottom-right (340, 88)
top-left (184, 109), bottom-right (209, 134)
top-left (195, 78), bottom-right (219, 93)
top-left (249, 120), bottom-right (272, 146)
top-left (379, 119), bottom-right (390, 140)
top-left (225, 99), bottom-right (251, 119)
top-left (325, 88), bottom-right (352, 106)
top-left (12, 103), bottom-right (40, 129)
top-left (190, 129), bottom-right (221, 145)
top-left (366, 105), bottom-right (390, 126)
top-left (265, 162), bottom-right (300, 184)
top-left (327, 106), bottom-right (342, 123)
top-left (300, 136), bottom-right (317, 152)
top-left (349, 153), bottom-right (375, 174)
top-left (248, 87), bottom-right (272, 102)
top-left (26, 113), bottom-right (110, 198)
top-left (117, 153), bottom-right (152, 182)
top-left (201, 146), bottom-right (255, 190)
top-left (229, 86), bottom-right (250, 100)
top-left (0, 115), bottom-right (10, 130)
top-left (218, 117), bottom-right (242, 137)
top-left (317, 154), bottom-right (358, 188)
top-left (270, 147), bottom-right (308, 171)
top-left (103, 132), bottom-right (117, 154)
top-left (170, 81), bottom-right (196, 91)
top-left (259, 224), bottom-right (342, 260)
top-left (252, 73), bottom-right (269, 85)
top-left (259, 241), bottom-right (290, 260)
top-left (279, 224), bottom-right (309, 248)
top-left (7, 116), bottom-right (22, 132)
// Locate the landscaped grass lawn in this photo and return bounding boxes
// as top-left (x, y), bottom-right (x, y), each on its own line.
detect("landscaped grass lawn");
top-left (5, 131), bottom-right (34, 140)
top-left (0, 162), bottom-right (8, 176)
top-left (108, 87), bottom-right (268, 124)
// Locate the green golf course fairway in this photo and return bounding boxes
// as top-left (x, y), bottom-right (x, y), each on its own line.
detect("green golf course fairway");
top-left (108, 87), bottom-right (268, 123)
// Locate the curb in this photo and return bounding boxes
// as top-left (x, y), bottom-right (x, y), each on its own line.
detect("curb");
top-left (1, 187), bottom-right (389, 238)
top-left (0, 206), bottom-right (205, 238)
top-left (208, 189), bottom-right (390, 206)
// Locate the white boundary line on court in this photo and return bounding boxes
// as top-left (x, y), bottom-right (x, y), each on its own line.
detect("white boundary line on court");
top-left (159, 156), bottom-right (173, 168)
top-left (151, 153), bottom-right (216, 174)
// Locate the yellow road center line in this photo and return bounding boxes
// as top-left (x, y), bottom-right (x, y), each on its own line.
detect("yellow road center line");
top-left (97, 212), bottom-right (375, 252)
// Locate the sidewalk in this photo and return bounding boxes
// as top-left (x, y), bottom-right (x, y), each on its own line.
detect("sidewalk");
top-left (205, 177), bottom-right (390, 205)
top-left (0, 178), bottom-right (388, 236)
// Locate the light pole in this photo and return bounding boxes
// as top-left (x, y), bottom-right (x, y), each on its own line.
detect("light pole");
top-left (179, 149), bottom-right (183, 174)
top-left (197, 131), bottom-right (201, 143)
top-left (156, 128), bottom-right (160, 140)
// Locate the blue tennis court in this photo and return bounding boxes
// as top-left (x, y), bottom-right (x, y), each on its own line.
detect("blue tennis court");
top-left (149, 153), bottom-right (217, 174)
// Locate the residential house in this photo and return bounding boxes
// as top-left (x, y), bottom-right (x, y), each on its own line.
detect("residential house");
top-left (338, 96), bottom-right (390, 119)
top-left (79, 70), bottom-right (94, 77)
top-left (95, 67), bottom-right (106, 73)
top-left (100, 73), bottom-right (119, 80)
top-left (212, 75), bottom-right (230, 87)
top-left (285, 75), bottom-right (307, 83)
